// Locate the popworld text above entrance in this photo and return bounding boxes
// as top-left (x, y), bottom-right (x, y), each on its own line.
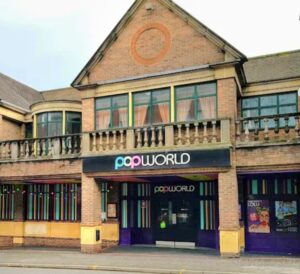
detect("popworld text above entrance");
top-left (115, 153), bottom-right (190, 170)
top-left (83, 149), bottom-right (231, 173)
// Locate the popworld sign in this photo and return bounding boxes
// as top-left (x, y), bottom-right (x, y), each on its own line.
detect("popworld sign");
top-left (114, 152), bottom-right (191, 170)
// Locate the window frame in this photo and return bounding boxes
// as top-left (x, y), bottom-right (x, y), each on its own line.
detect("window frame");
top-left (133, 88), bottom-right (171, 127)
top-left (242, 92), bottom-right (298, 129)
top-left (95, 94), bottom-right (129, 130)
top-left (175, 82), bottom-right (217, 123)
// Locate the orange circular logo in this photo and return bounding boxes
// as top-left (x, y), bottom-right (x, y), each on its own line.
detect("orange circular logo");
top-left (131, 23), bottom-right (171, 65)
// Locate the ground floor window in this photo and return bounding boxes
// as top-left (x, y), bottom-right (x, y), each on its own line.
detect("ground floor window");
top-left (26, 183), bottom-right (81, 222)
top-left (0, 185), bottom-right (15, 220)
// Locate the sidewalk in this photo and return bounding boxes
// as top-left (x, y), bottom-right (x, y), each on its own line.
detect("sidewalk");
top-left (0, 246), bottom-right (300, 274)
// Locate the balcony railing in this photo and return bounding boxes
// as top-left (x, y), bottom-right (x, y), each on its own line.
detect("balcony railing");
top-left (236, 113), bottom-right (300, 146)
top-left (0, 134), bottom-right (81, 161)
top-left (82, 119), bottom-right (230, 155)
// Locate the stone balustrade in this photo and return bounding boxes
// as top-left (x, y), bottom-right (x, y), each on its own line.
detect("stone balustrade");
top-left (0, 134), bottom-right (81, 161)
top-left (82, 119), bottom-right (229, 155)
top-left (236, 113), bottom-right (300, 145)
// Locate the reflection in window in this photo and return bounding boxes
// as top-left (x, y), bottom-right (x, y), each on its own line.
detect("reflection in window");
top-left (37, 112), bottom-right (62, 137)
top-left (95, 95), bottom-right (128, 130)
top-left (176, 82), bottom-right (216, 122)
top-left (133, 89), bottom-right (170, 127)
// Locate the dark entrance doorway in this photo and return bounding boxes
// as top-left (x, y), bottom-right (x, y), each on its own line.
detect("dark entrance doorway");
top-left (153, 184), bottom-right (197, 243)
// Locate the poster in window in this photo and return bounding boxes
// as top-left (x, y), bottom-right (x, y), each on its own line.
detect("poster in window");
top-left (247, 200), bottom-right (270, 233)
top-left (275, 201), bottom-right (298, 232)
top-left (107, 203), bottom-right (117, 218)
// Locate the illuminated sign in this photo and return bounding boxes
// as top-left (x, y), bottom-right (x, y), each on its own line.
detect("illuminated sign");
top-left (154, 185), bottom-right (195, 194)
top-left (114, 153), bottom-right (191, 170)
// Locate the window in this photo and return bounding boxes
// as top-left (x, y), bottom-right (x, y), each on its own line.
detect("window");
top-left (0, 185), bottom-right (15, 220)
top-left (176, 82), bottom-right (217, 122)
top-left (25, 123), bottom-right (33, 139)
top-left (26, 183), bottom-right (81, 222)
top-left (242, 92), bottom-right (298, 128)
top-left (133, 89), bottom-right (170, 127)
top-left (37, 112), bottom-right (62, 137)
top-left (95, 95), bottom-right (128, 130)
top-left (66, 112), bottom-right (81, 134)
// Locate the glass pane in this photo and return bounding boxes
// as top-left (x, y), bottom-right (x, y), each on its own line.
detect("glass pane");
top-left (279, 93), bottom-right (297, 105)
top-left (242, 97), bottom-right (258, 108)
top-left (260, 107), bottom-right (277, 116)
top-left (112, 95), bottom-right (128, 108)
top-left (37, 123), bottom-right (47, 138)
top-left (96, 97), bottom-right (111, 109)
top-left (96, 110), bottom-right (110, 130)
top-left (37, 113), bottom-right (47, 123)
top-left (176, 99), bottom-right (195, 122)
top-left (112, 107), bottom-right (128, 128)
top-left (48, 122), bottom-right (62, 137)
top-left (176, 85), bottom-right (195, 99)
top-left (152, 89), bottom-right (169, 103)
top-left (25, 123), bottom-right (33, 139)
top-left (48, 112), bottom-right (62, 122)
top-left (134, 105), bottom-right (150, 127)
top-left (66, 112), bottom-right (81, 122)
top-left (152, 102), bottom-right (169, 124)
top-left (260, 95), bottom-right (277, 107)
top-left (279, 105), bottom-right (297, 114)
top-left (134, 92), bottom-right (151, 105)
top-left (242, 109), bottom-right (259, 118)
top-left (198, 96), bottom-right (216, 120)
top-left (66, 123), bottom-right (81, 135)
top-left (197, 83), bottom-right (216, 97)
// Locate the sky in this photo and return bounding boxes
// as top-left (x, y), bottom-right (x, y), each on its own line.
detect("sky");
top-left (0, 0), bottom-right (299, 91)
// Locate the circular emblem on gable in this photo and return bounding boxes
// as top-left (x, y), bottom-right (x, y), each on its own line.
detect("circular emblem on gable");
top-left (131, 23), bottom-right (171, 65)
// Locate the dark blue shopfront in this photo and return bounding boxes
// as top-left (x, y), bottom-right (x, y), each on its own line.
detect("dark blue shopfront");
top-left (118, 180), bottom-right (219, 248)
top-left (239, 173), bottom-right (300, 254)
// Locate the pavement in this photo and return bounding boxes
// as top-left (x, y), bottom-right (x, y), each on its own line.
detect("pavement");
top-left (0, 246), bottom-right (300, 274)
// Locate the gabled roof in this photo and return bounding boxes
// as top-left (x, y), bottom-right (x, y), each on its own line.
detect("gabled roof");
top-left (0, 72), bottom-right (43, 112)
top-left (72, 0), bottom-right (246, 87)
top-left (244, 49), bottom-right (300, 84)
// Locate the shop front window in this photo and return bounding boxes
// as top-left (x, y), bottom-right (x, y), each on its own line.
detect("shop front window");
top-left (95, 95), bottom-right (128, 130)
top-left (133, 88), bottom-right (170, 127)
top-left (0, 185), bottom-right (15, 220)
top-left (176, 82), bottom-right (216, 122)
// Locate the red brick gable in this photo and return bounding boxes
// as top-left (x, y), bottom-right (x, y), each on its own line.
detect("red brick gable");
top-left (83, 0), bottom-right (227, 85)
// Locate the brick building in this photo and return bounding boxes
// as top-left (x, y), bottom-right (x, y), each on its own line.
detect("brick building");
top-left (0, 0), bottom-right (300, 257)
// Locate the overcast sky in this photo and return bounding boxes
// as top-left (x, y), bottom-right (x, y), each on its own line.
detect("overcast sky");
top-left (0, 0), bottom-right (299, 91)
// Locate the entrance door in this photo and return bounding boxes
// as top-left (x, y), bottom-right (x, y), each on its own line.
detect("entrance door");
top-left (154, 197), bottom-right (196, 242)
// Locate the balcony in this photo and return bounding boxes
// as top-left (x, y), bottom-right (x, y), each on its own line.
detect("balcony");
top-left (82, 118), bottom-right (231, 156)
top-left (236, 113), bottom-right (300, 147)
top-left (0, 134), bottom-right (81, 162)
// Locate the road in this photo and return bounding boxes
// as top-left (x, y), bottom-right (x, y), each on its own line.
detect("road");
top-left (0, 268), bottom-right (138, 274)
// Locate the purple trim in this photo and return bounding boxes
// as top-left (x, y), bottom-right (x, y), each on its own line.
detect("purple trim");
top-left (196, 231), bottom-right (218, 249)
top-left (120, 229), bottom-right (131, 246)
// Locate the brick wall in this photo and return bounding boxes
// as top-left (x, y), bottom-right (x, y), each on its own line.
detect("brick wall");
top-left (0, 236), bottom-right (13, 248)
top-left (0, 116), bottom-right (24, 142)
top-left (87, 0), bottom-right (224, 84)
top-left (218, 168), bottom-right (239, 231)
top-left (24, 237), bottom-right (80, 248)
top-left (82, 98), bottom-right (95, 132)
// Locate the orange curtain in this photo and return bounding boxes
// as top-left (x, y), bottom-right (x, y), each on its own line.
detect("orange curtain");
top-left (177, 99), bottom-right (194, 122)
top-left (97, 110), bottom-right (110, 130)
top-left (135, 105), bottom-right (148, 127)
top-left (199, 97), bottom-right (216, 119)
top-left (158, 103), bottom-right (169, 123)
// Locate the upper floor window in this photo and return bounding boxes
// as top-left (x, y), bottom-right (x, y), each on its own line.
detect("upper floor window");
top-left (242, 92), bottom-right (298, 128)
top-left (133, 88), bottom-right (170, 127)
top-left (95, 95), bottom-right (128, 130)
top-left (175, 82), bottom-right (217, 122)
top-left (66, 112), bottom-right (81, 134)
top-left (37, 112), bottom-right (62, 138)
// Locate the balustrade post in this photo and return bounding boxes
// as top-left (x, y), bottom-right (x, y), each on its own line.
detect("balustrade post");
top-left (92, 132), bottom-right (97, 152)
top-left (194, 122), bottom-right (200, 144)
top-left (150, 127), bottom-right (156, 148)
top-left (119, 130), bottom-right (125, 150)
top-left (185, 123), bottom-right (191, 145)
top-left (158, 126), bottom-right (163, 147)
top-left (263, 118), bottom-right (269, 141)
top-left (177, 124), bottom-right (183, 145)
top-left (254, 119), bottom-right (259, 141)
top-left (99, 132), bottom-right (104, 151)
top-left (136, 128), bottom-right (142, 148)
top-left (203, 122), bottom-right (208, 144)
top-left (212, 120), bottom-right (217, 143)
top-left (105, 131), bottom-right (110, 150)
top-left (244, 120), bottom-right (250, 143)
top-left (112, 130), bottom-right (117, 150)
top-left (274, 117), bottom-right (280, 140)
top-left (284, 116), bottom-right (290, 138)
top-left (143, 128), bottom-right (149, 148)
top-left (20, 141), bottom-right (25, 158)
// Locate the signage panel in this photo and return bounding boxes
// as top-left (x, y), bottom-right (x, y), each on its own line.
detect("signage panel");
top-left (83, 149), bottom-right (231, 173)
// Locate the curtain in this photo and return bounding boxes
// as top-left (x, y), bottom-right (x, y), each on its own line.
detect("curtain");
top-left (135, 105), bottom-right (148, 127)
top-left (177, 99), bottom-right (194, 122)
top-left (96, 110), bottom-right (110, 130)
top-left (117, 108), bottom-right (128, 128)
top-left (199, 97), bottom-right (216, 120)
top-left (158, 103), bottom-right (169, 123)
